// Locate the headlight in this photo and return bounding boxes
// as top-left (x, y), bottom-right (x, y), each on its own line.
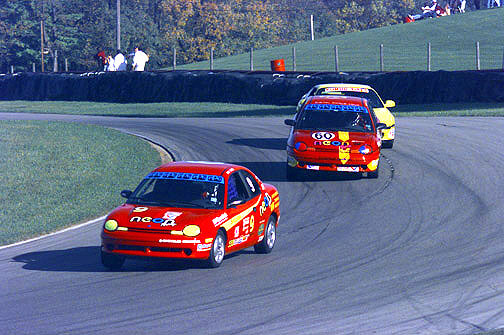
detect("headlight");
top-left (294, 141), bottom-right (307, 152)
top-left (183, 225), bottom-right (201, 237)
top-left (104, 219), bottom-right (118, 231)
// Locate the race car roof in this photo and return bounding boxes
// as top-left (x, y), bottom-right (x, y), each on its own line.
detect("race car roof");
top-left (154, 161), bottom-right (240, 176)
top-left (306, 95), bottom-right (368, 107)
top-left (314, 83), bottom-right (372, 90)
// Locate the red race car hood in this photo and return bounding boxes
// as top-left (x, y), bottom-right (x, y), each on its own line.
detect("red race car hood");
top-left (288, 129), bottom-right (379, 152)
top-left (107, 204), bottom-right (219, 230)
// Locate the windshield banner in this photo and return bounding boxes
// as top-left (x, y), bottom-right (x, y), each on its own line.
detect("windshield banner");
top-left (145, 172), bottom-right (224, 184)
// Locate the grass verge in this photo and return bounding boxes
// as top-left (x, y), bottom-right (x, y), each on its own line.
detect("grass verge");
top-left (1, 100), bottom-right (504, 117)
top-left (0, 120), bottom-right (160, 245)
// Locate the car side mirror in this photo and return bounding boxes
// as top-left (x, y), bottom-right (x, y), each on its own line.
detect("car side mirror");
top-left (376, 123), bottom-right (387, 130)
top-left (384, 100), bottom-right (396, 108)
top-left (284, 119), bottom-right (296, 127)
top-left (120, 190), bottom-right (132, 199)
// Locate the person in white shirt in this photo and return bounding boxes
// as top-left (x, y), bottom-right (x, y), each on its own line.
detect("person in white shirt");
top-left (408, 0), bottom-right (439, 20)
top-left (106, 55), bottom-right (116, 71)
top-left (132, 47), bottom-right (149, 71)
top-left (114, 50), bottom-right (127, 71)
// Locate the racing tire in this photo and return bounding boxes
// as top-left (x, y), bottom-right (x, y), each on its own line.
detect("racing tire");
top-left (101, 251), bottom-right (125, 270)
top-left (367, 162), bottom-right (379, 179)
top-left (207, 230), bottom-right (226, 268)
top-left (254, 216), bottom-right (276, 254)
top-left (382, 139), bottom-right (394, 149)
top-left (286, 164), bottom-right (300, 181)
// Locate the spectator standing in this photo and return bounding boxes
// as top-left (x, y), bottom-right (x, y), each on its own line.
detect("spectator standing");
top-left (474, 0), bottom-right (481, 9)
top-left (132, 47), bottom-right (149, 71)
top-left (106, 55), bottom-right (116, 71)
top-left (114, 50), bottom-right (127, 71)
top-left (95, 48), bottom-right (106, 71)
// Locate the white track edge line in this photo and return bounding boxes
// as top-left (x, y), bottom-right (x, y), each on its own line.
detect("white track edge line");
top-left (0, 215), bottom-right (107, 250)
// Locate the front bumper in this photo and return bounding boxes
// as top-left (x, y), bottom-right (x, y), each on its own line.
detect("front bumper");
top-left (101, 231), bottom-right (213, 259)
top-left (287, 151), bottom-right (379, 172)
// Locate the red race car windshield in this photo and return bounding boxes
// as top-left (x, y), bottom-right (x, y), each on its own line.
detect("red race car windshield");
top-left (315, 88), bottom-right (384, 108)
top-left (127, 172), bottom-right (225, 209)
top-left (297, 104), bottom-right (374, 132)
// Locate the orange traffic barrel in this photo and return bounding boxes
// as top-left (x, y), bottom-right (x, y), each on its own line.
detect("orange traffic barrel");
top-left (270, 59), bottom-right (285, 71)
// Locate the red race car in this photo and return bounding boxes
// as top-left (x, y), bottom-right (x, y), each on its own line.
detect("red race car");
top-left (101, 161), bottom-right (280, 269)
top-left (284, 95), bottom-right (386, 179)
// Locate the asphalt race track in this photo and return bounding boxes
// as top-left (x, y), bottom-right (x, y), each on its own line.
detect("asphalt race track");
top-left (1, 113), bottom-right (504, 335)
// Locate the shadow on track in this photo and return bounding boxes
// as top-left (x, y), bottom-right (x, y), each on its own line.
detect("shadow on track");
top-left (11, 246), bottom-right (256, 272)
top-left (226, 138), bottom-right (287, 151)
top-left (230, 161), bottom-right (363, 183)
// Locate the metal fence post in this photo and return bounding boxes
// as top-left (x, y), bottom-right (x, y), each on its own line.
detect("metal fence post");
top-left (65, 58), bottom-right (68, 72)
top-left (250, 47), bottom-right (254, 71)
top-left (427, 42), bottom-right (431, 71)
top-left (292, 46), bottom-right (296, 71)
top-left (173, 47), bottom-right (176, 70)
top-left (10, 65), bottom-right (14, 74)
top-left (380, 44), bottom-right (384, 72)
top-left (476, 41), bottom-right (480, 70)
top-left (53, 50), bottom-right (58, 72)
top-left (32, 63), bottom-right (36, 72)
top-left (210, 47), bottom-right (214, 70)
top-left (334, 45), bottom-right (339, 72)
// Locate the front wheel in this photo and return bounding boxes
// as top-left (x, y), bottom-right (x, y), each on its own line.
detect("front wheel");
top-left (101, 251), bottom-right (125, 270)
top-left (207, 230), bottom-right (226, 268)
top-left (254, 216), bottom-right (277, 254)
top-left (367, 162), bottom-right (379, 179)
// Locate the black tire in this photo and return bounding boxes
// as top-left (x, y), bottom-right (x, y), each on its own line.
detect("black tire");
top-left (286, 164), bottom-right (300, 181)
top-left (367, 162), bottom-right (379, 179)
top-left (382, 139), bottom-right (394, 149)
top-left (101, 251), bottom-right (125, 270)
top-left (207, 230), bottom-right (226, 268)
top-left (254, 216), bottom-right (277, 254)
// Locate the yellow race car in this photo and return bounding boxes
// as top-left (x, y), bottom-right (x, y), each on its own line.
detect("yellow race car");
top-left (296, 83), bottom-right (396, 148)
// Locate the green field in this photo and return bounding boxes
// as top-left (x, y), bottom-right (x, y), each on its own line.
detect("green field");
top-left (176, 8), bottom-right (504, 72)
top-left (0, 121), bottom-right (160, 245)
top-left (1, 100), bottom-right (504, 117)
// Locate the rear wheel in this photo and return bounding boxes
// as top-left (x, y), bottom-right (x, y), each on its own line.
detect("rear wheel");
top-left (254, 216), bottom-right (276, 254)
top-left (382, 139), bottom-right (394, 149)
top-left (101, 251), bottom-right (125, 270)
top-left (207, 230), bottom-right (226, 268)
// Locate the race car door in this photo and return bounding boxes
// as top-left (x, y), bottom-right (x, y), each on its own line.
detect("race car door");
top-left (224, 170), bottom-right (261, 252)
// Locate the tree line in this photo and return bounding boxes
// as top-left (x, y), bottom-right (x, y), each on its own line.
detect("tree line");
top-left (0, 0), bottom-right (464, 73)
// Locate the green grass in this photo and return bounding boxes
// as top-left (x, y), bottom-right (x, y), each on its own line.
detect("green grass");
top-left (0, 120), bottom-right (160, 245)
top-left (0, 101), bottom-right (295, 118)
top-left (176, 8), bottom-right (504, 72)
top-left (2, 100), bottom-right (504, 117)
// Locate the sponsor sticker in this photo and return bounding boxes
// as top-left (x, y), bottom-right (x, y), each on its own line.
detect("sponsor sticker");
top-left (145, 172), bottom-right (224, 184)
top-left (197, 243), bottom-right (212, 251)
top-left (159, 239), bottom-right (181, 243)
top-left (212, 213), bottom-right (228, 227)
top-left (324, 87), bottom-right (369, 93)
top-left (258, 224), bottom-right (265, 236)
top-left (306, 165), bottom-right (320, 170)
top-left (337, 166), bottom-right (360, 172)
top-left (228, 234), bottom-right (249, 247)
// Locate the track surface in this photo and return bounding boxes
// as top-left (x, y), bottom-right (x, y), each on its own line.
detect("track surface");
top-left (1, 114), bottom-right (504, 335)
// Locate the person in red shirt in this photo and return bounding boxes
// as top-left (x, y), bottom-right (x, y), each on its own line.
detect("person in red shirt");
top-left (95, 48), bottom-right (107, 71)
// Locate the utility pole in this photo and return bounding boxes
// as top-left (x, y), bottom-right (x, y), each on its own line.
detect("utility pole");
top-left (116, 0), bottom-right (121, 50)
top-left (41, 20), bottom-right (45, 72)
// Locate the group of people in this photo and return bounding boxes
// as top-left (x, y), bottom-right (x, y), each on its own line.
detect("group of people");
top-left (95, 47), bottom-right (149, 72)
top-left (406, 0), bottom-right (501, 22)
top-left (406, 0), bottom-right (462, 22)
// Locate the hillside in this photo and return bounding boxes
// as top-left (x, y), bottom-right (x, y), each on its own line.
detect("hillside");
top-left (179, 8), bottom-right (504, 72)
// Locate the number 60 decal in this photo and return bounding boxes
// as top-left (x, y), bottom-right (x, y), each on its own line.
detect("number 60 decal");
top-left (312, 132), bottom-right (335, 140)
